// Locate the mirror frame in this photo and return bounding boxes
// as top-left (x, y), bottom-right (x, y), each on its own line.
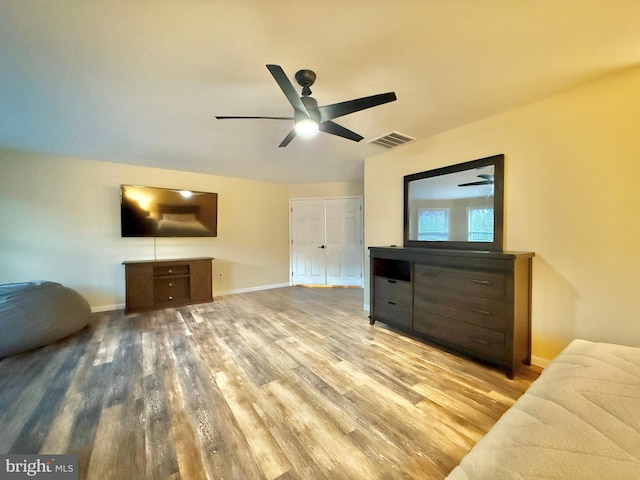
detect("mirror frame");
top-left (403, 154), bottom-right (504, 251)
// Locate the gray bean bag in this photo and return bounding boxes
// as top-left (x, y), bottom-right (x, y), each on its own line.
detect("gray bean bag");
top-left (0, 281), bottom-right (91, 358)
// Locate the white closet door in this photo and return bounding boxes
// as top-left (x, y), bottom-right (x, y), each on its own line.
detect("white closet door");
top-left (325, 198), bottom-right (363, 286)
top-left (290, 199), bottom-right (326, 285)
top-left (290, 197), bottom-right (363, 286)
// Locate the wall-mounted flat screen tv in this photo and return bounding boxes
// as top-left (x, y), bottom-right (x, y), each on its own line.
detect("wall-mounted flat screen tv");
top-left (120, 185), bottom-right (218, 237)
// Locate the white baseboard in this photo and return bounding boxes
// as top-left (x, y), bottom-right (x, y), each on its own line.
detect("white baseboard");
top-left (213, 282), bottom-right (291, 297)
top-left (91, 303), bottom-right (125, 313)
top-left (531, 355), bottom-right (551, 368)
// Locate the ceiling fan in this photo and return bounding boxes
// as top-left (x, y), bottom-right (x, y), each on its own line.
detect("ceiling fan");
top-left (215, 64), bottom-right (397, 147)
top-left (458, 174), bottom-right (494, 187)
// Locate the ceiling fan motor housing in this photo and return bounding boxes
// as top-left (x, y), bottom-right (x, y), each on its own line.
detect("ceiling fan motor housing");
top-left (295, 69), bottom-right (316, 96)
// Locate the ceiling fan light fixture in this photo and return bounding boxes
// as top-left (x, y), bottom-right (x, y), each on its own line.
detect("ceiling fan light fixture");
top-left (295, 118), bottom-right (319, 136)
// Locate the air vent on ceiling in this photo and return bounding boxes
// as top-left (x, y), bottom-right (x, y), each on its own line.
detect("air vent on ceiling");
top-left (368, 131), bottom-right (415, 149)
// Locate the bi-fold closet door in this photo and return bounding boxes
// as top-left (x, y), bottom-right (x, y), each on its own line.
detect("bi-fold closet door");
top-left (290, 197), bottom-right (363, 286)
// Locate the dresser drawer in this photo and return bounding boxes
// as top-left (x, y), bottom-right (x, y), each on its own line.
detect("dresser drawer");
top-left (413, 310), bottom-right (505, 360)
top-left (414, 285), bottom-right (506, 331)
top-left (373, 299), bottom-right (412, 329)
top-left (414, 264), bottom-right (505, 299)
top-left (373, 276), bottom-right (412, 305)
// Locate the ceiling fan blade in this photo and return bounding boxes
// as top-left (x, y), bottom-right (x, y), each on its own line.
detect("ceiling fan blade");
top-left (458, 180), bottom-right (493, 187)
top-left (215, 116), bottom-right (294, 120)
top-left (278, 129), bottom-right (297, 147)
top-left (318, 92), bottom-right (397, 122)
top-left (266, 64), bottom-right (310, 117)
top-left (319, 121), bottom-right (364, 142)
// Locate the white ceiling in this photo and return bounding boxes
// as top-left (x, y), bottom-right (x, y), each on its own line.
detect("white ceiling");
top-left (1, 1), bottom-right (639, 184)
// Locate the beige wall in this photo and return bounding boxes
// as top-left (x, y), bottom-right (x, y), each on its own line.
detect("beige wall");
top-left (0, 149), bottom-right (291, 310)
top-left (364, 65), bottom-right (640, 364)
top-left (288, 181), bottom-right (363, 198)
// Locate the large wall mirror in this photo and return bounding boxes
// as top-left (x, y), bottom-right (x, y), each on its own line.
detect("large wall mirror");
top-left (404, 154), bottom-right (504, 251)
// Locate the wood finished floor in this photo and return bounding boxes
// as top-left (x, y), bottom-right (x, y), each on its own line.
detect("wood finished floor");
top-left (0, 286), bottom-right (540, 480)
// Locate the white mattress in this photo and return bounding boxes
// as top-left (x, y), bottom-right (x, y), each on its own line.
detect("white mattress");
top-left (445, 339), bottom-right (640, 480)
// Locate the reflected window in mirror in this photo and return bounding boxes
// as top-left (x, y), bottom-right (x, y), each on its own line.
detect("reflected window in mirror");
top-left (417, 208), bottom-right (449, 240)
top-left (467, 206), bottom-right (494, 241)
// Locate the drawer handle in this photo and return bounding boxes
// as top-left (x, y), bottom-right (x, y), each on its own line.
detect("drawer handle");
top-left (470, 336), bottom-right (490, 346)
top-left (387, 301), bottom-right (397, 305)
top-left (471, 308), bottom-right (492, 316)
top-left (471, 279), bottom-right (492, 286)
top-left (169, 283), bottom-right (173, 287)
top-left (168, 296), bottom-right (173, 300)
top-left (387, 279), bottom-right (397, 284)
top-left (168, 269), bottom-right (173, 273)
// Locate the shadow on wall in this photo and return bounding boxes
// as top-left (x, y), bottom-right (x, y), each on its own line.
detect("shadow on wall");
top-left (531, 255), bottom-right (580, 363)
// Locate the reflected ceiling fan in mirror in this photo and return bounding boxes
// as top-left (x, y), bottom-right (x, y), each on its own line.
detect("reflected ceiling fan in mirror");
top-left (458, 174), bottom-right (494, 187)
top-left (215, 64), bottom-right (397, 147)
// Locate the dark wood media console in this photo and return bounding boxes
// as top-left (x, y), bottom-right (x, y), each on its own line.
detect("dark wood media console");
top-left (123, 257), bottom-right (213, 313)
top-left (369, 247), bottom-right (533, 377)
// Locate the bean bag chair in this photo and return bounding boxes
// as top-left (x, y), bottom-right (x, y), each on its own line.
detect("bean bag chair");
top-left (0, 281), bottom-right (91, 358)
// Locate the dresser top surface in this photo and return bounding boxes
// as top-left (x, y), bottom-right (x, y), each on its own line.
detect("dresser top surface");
top-left (369, 246), bottom-right (534, 260)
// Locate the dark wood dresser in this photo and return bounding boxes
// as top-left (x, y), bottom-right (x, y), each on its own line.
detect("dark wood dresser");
top-left (369, 247), bottom-right (533, 377)
top-left (123, 257), bottom-right (213, 313)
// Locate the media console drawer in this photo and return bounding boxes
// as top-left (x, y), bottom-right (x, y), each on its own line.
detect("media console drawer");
top-left (123, 257), bottom-right (213, 313)
top-left (154, 276), bottom-right (190, 304)
top-left (154, 265), bottom-right (190, 277)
